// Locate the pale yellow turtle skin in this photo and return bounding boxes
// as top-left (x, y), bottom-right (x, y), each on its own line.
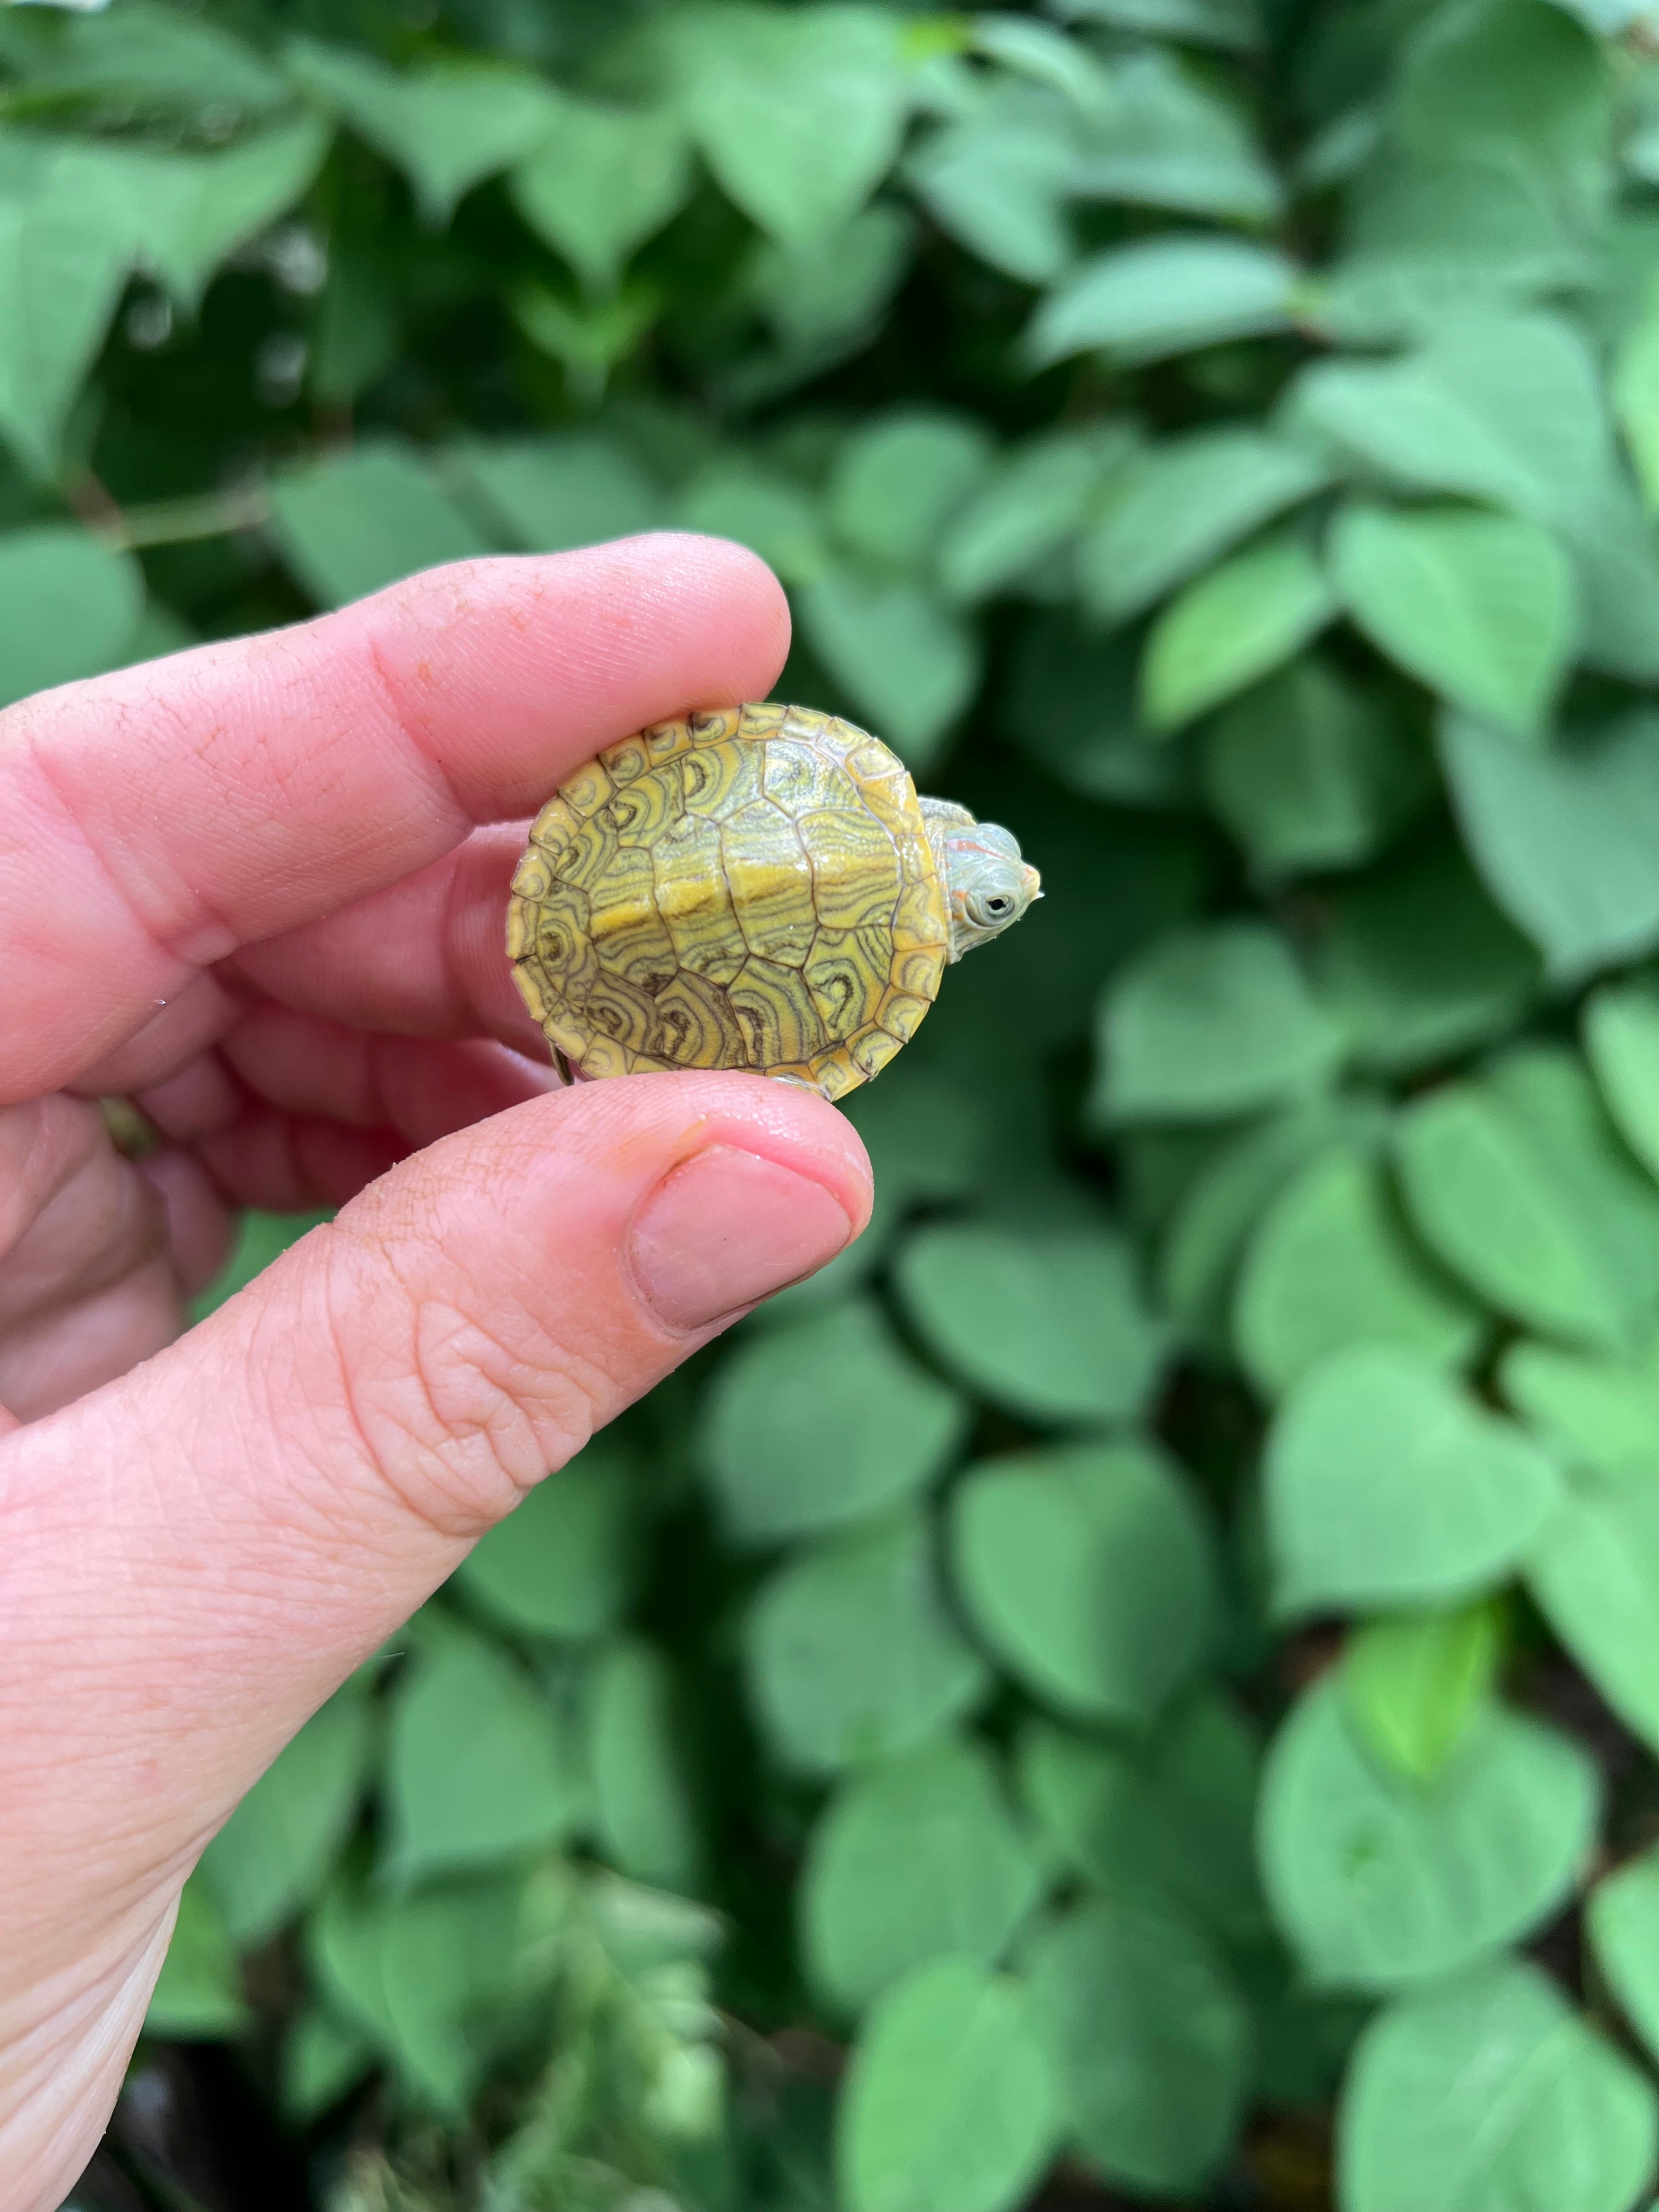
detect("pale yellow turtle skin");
top-left (506, 702), bottom-right (954, 1101)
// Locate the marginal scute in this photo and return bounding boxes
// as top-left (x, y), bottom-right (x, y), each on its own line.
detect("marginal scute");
top-left (560, 759), bottom-right (613, 817)
top-left (850, 1026), bottom-right (904, 1080)
top-left (531, 794), bottom-right (579, 854)
top-left (601, 734), bottom-right (650, 785)
top-left (510, 848), bottom-right (553, 901)
top-left (508, 702), bottom-right (952, 1099)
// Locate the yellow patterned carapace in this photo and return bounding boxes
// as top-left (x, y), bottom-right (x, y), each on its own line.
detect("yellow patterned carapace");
top-left (507, 702), bottom-right (1039, 1101)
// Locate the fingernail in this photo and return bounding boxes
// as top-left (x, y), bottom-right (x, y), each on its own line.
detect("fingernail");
top-left (629, 1145), bottom-right (856, 1331)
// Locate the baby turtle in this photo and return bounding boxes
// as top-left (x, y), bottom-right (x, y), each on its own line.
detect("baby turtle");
top-left (507, 702), bottom-right (1040, 1100)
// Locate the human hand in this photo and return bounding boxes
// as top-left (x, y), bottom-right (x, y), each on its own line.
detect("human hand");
top-left (0, 538), bottom-right (872, 2211)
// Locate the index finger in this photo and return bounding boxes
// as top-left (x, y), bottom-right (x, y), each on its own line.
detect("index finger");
top-left (0, 535), bottom-right (790, 1104)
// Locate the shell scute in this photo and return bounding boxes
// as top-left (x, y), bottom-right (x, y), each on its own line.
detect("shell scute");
top-left (728, 955), bottom-right (829, 1066)
top-left (804, 926), bottom-right (888, 1035)
top-left (608, 769), bottom-right (682, 849)
top-left (585, 846), bottom-right (677, 985)
top-left (679, 737), bottom-right (765, 821)
top-left (560, 759), bottom-right (614, 817)
top-left (849, 1026), bottom-right (904, 1080)
top-left (798, 806), bottom-right (902, 935)
top-left (762, 737), bottom-right (862, 815)
top-left (531, 794), bottom-right (580, 855)
top-left (601, 734), bottom-right (651, 785)
top-left (721, 802), bottom-right (817, 966)
top-left (689, 707), bottom-right (742, 746)
top-left (652, 970), bottom-right (747, 1067)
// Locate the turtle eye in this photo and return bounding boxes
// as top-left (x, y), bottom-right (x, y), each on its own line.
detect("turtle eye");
top-left (984, 896), bottom-right (1012, 917)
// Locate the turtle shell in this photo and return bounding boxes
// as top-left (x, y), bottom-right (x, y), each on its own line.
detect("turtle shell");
top-left (506, 702), bottom-right (951, 1101)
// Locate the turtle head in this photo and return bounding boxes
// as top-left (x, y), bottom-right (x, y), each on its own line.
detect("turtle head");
top-left (927, 808), bottom-right (1042, 962)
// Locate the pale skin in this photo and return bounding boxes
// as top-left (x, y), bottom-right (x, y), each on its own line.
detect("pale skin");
top-left (0, 537), bottom-right (877, 2212)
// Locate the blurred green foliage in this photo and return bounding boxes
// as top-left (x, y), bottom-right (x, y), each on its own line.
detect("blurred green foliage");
top-left (21, 0), bottom-right (1659, 2205)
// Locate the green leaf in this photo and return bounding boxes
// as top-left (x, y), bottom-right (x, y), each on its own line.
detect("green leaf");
top-left (1585, 980), bottom-right (1659, 1186)
top-left (0, 153), bottom-right (132, 477)
top-left (1200, 654), bottom-right (1429, 883)
top-left (742, 202), bottom-right (915, 386)
top-left (1506, 1344), bottom-right (1659, 1757)
top-left (1002, 612), bottom-right (1193, 810)
top-left (146, 1876), bottom-right (250, 2041)
top-left (1589, 1849), bottom-right (1659, 2068)
top-left (269, 442), bottom-right (496, 607)
top-left (1330, 501), bottom-right (1577, 742)
top-left (907, 89), bottom-right (1076, 286)
top-left (86, 119), bottom-right (331, 312)
top-left (512, 278), bottom-right (659, 401)
top-left (827, 409), bottom-right (996, 574)
top-left (1504, 1338), bottom-right (1659, 1476)
top-left (8, 3), bottom-right (288, 117)
top-left (1312, 843), bottom-right (1540, 1074)
top-left (950, 1441), bottom-right (1216, 1724)
top-left (1394, 0), bottom-right (1611, 247)
top-left (1283, 310), bottom-right (1613, 533)
top-left (838, 1957), bottom-right (1062, 2212)
top-left (382, 1631), bottom-right (585, 1883)
top-left (0, 522), bottom-right (143, 708)
top-left (1141, 530), bottom-right (1337, 731)
top-left (1266, 1346), bottom-right (1561, 1617)
top-left (700, 1298), bottom-right (968, 1544)
top-left (586, 1639), bottom-right (701, 1892)
top-left (1615, 292), bottom-right (1659, 511)
top-left (672, 4), bottom-right (909, 251)
top-left (743, 1509), bottom-right (989, 1775)
top-left (454, 1439), bottom-right (634, 1640)
top-left (453, 433), bottom-right (661, 552)
top-left (509, 94), bottom-right (690, 292)
top-left (798, 567), bottom-right (981, 771)
top-left (281, 2006), bottom-right (375, 2124)
top-left (1081, 430), bottom-right (1327, 625)
top-left (286, 41), bottom-right (557, 223)
top-left (308, 1875), bottom-right (526, 2113)
top-left (1054, 0), bottom-right (1262, 51)
top-left (896, 1219), bottom-right (1168, 1426)
top-left (940, 429), bottom-right (1111, 606)
top-left (199, 1690), bottom-right (373, 1949)
top-left (1096, 920), bottom-right (1339, 1122)
top-left (1026, 235), bottom-right (1299, 367)
top-left (1234, 1146), bottom-right (1485, 1399)
top-left (1339, 1957), bottom-right (1658, 2212)
top-left (1396, 1054), bottom-right (1659, 1352)
top-left (1259, 1677), bottom-right (1596, 1990)
top-left (802, 1737), bottom-right (1045, 2017)
top-left (1024, 1894), bottom-right (1251, 2196)
top-left (1159, 1099), bottom-right (1358, 1347)
top-left (1071, 47), bottom-right (1280, 223)
top-left (1344, 1603), bottom-right (1503, 1787)
top-left (1442, 706), bottom-right (1659, 981)
top-left (1017, 1692), bottom-right (1268, 1943)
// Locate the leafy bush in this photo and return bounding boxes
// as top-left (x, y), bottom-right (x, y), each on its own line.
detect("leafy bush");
top-left (20, 0), bottom-right (1659, 2206)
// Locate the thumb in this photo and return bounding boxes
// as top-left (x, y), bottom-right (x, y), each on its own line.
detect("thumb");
top-left (0, 1071), bottom-right (867, 2132)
